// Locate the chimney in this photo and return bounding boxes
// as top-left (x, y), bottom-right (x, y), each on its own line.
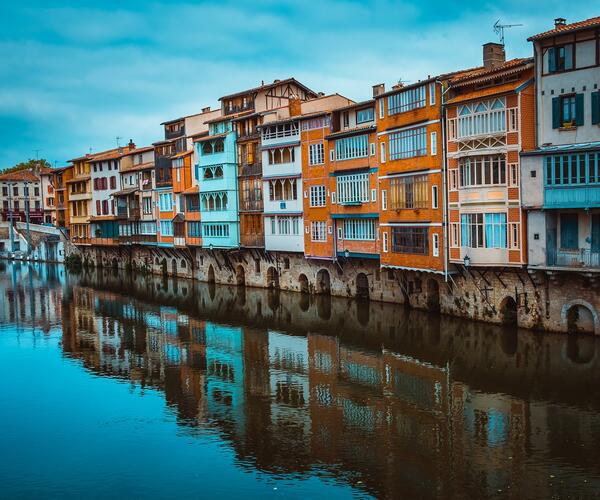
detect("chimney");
top-left (554, 17), bottom-right (566, 28)
top-left (202, 106), bottom-right (211, 113)
top-left (372, 83), bottom-right (385, 97)
top-left (483, 42), bottom-right (506, 70)
top-left (288, 96), bottom-right (302, 117)
top-left (128, 139), bottom-right (135, 151)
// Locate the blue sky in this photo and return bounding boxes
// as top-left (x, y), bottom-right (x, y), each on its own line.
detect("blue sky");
top-left (0, 0), bottom-right (595, 168)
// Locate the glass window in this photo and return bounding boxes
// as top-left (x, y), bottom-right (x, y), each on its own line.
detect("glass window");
top-left (356, 107), bottom-right (374, 124)
top-left (389, 126), bottom-right (427, 160)
top-left (387, 85), bottom-right (426, 115)
top-left (335, 135), bottom-right (369, 160)
top-left (389, 175), bottom-right (428, 209)
top-left (391, 227), bottom-right (428, 254)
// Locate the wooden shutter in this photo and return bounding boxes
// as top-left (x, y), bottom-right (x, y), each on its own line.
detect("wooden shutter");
top-left (592, 91), bottom-right (600, 125)
top-left (575, 93), bottom-right (584, 126)
top-left (551, 97), bottom-right (561, 129)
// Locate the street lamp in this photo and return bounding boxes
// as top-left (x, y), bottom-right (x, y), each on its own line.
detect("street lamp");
top-left (463, 255), bottom-right (471, 268)
top-left (344, 249), bottom-right (350, 259)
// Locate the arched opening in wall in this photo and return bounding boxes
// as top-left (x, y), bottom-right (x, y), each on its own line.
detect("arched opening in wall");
top-left (155, 257), bottom-right (160, 266)
top-left (316, 269), bottom-right (331, 295)
top-left (356, 273), bottom-right (369, 300)
top-left (567, 304), bottom-right (595, 334)
top-left (236, 265), bottom-right (245, 286)
top-left (426, 279), bottom-right (440, 312)
top-left (236, 286), bottom-right (246, 306)
top-left (356, 299), bottom-right (370, 326)
top-left (161, 258), bottom-right (167, 277)
top-left (283, 257), bottom-right (290, 270)
top-left (499, 297), bottom-right (518, 326)
top-left (171, 259), bottom-right (177, 276)
top-left (207, 264), bottom-right (215, 284)
top-left (298, 292), bottom-right (310, 312)
top-left (268, 289), bottom-right (280, 311)
top-left (316, 295), bottom-right (331, 320)
top-left (298, 274), bottom-right (309, 294)
top-left (180, 259), bottom-right (187, 269)
top-left (267, 266), bottom-right (279, 289)
top-left (500, 326), bottom-right (518, 356)
top-left (111, 257), bottom-right (118, 269)
top-left (566, 334), bottom-right (597, 364)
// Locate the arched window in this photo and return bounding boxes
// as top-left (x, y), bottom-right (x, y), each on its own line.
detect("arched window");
top-left (202, 142), bottom-right (212, 155)
top-left (214, 166), bottom-right (223, 178)
top-left (274, 180), bottom-right (283, 200)
top-left (203, 168), bottom-right (213, 179)
top-left (222, 193), bottom-right (228, 209)
top-left (214, 139), bottom-right (224, 153)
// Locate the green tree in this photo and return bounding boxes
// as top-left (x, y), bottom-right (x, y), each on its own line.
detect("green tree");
top-left (2, 158), bottom-right (52, 174)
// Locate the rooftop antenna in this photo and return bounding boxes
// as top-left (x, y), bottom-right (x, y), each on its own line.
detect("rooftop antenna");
top-left (116, 136), bottom-right (122, 148)
top-left (494, 19), bottom-right (523, 46)
top-left (32, 149), bottom-right (42, 160)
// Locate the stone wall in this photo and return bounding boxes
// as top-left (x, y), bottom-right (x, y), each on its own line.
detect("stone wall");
top-left (77, 245), bottom-right (600, 336)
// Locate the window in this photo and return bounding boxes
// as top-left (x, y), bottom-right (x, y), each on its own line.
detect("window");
top-left (187, 221), bottom-right (202, 237)
top-left (380, 142), bottom-right (386, 163)
top-left (13, 186), bottom-right (18, 196)
top-left (143, 197), bottom-right (152, 214)
top-left (356, 107), bottom-right (374, 124)
top-left (102, 200), bottom-right (109, 215)
top-left (509, 223), bottom-right (520, 249)
top-left (203, 165), bottom-right (223, 180)
top-left (432, 233), bottom-right (439, 257)
top-left (335, 135), bottom-right (369, 160)
top-left (391, 227), bottom-right (428, 254)
top-left (342, 219), bottom-right (376, 240)
top-left (460, 213), bottom-right (506, 248)
top-left (509, 164), bottom-right (519, 187)
top-left (310, 185), bottom-right (326, 207)
top-left (432, 185), bottom-right (438, 209)
top-left (309, 143), bottom-right (324, 166)
top-left (429, 82), bottom-right (436, 106)
top-left (301, 116), bottom-right (329, 131)
top-left (430, 131), bottom-right (437, 156)
top-left (390, 174), bottom-right (428, 209)
top-left (311, 221), bottom-right (327, 241)
top-left (593, 91), bottom-right (600, 125)
top-left (381, 189), bottom-right (387, 210)
top-left (160, 221), bottom-right (173, 236)
top-left (370, 143), bottom-right (375, 156)
top-left (110, 176), bottom-right (116, 190)
top-left (451, 223), bottom-right (459, 247)
top-left (547, 44), bottom-right (574, 73)
top-left (158, 192), bottom-right (173, 211)
top-left (387, 85), bottom-right (426, 115)
top-left (336, 173), bottom-right (369, 204)
top-left (203, 223), bottom-right (230, 237)
top-left (371, 189), bottom-right (376, 202)
top-left (379, 99), bottom-right (385, 119)
top-left (560, 213), bottom-right (578, 249)
top-left (268, 178), bottom-right (297, 201)
top-left (34, 187), bottom-right (39, 196)
top-left (186, 196), bottom-right (200, 212)
top-left (450, 169), bottom-right (458, 190)
top-left (268, 147), bottom-right (295, 165)
top-left (343, 112), bottom-right (349, 128)
top-left (544, 153), bottom-right (600, 185)
top-left (382, 231), bottom-right (388, 252)
top-left (269, 216), bottom-right (300, 236)
top-left (201, 192), bottom-right (228, 211)
top-left (459, 156), bottom-right (506, 187)
top-left (24, 186), bottom-right (29, 196)
top-left (456, 98), bottom-right (506, 139)
top-left (389, 126), bottom-right (427, 160)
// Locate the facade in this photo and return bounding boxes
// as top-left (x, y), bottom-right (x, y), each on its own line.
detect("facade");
top-left (375, 79), bottom-right (446, 276)
top-left (51, 166), bottom-right (72, 229)
top-left (446, 45), bottom-right (535, 268)
top-left (220, 78), bottom-right (318, 248)
top-left (522, 17), bottom-right (600, 274)
top-left (68, 154), bottom-right (93, 244)
top-left (0, 169), bottom-right (44, 225)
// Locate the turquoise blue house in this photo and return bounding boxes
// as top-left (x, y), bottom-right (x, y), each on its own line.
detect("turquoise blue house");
top-left (196, 120), bottom-right (240, 248)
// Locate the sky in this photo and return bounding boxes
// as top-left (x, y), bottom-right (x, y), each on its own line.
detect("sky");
top-left (0, 0), bottom-right (595, 168)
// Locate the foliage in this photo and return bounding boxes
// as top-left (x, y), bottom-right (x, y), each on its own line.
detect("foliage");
top-left (2, 158), bottom-right (52, 174)
top-left (64, 253), bottom-right (83, 273)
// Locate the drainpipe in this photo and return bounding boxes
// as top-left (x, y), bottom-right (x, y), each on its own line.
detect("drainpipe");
top-left (437, 79), bottom-right (452, 284)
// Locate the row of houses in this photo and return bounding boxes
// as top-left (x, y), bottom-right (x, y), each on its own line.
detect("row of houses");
top-left (3, 16), bottom-right (599, 286)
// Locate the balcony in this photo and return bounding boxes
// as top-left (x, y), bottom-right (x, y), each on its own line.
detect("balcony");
top-left (165, 126), bottom-right (185, 140)
top-left (90, 237), bottom-right (119, 246)
top-left (117, 207), bottom-right (140, 219)
top-left (547, 248), bottom-right (600, 269)
top-left (224, 102), bottom-right (254, 116)
top-left (544, 185), bottom-right (600, 209)
top-left (238, 162), bottom-right (262, 177)
top-left (240, 233), bottom-right (264, 248)
top-left (237, 128), bottom-right (260, 141)
top-left (239, 199), bottom-right (263, 212)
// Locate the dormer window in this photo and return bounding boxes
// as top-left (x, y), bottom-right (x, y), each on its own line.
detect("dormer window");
top-left (547, 44), bottom-right (574, 73)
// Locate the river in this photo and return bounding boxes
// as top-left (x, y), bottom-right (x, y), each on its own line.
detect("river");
top-left (1, 262), bottom-right (600, 499)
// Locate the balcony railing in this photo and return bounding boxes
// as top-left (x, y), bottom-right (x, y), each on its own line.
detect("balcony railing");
top-left (224, 102), bottom-right (254, 116)
top-left (117, 207), bottom-right (141, 219)
top-left (238, 163), bottom-right (262, 177)
top-left (239, 199), bottom-right (263, 211)
top-left (547, 248), bottom-right (600, 269)
top-left (237, 129), bottom-right (260, 141)
top-left (241, 233), bottom-right (264, 248)
top-left (544, 185), bottom-right (600, 209)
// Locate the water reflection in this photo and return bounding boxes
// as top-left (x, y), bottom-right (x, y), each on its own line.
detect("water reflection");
top-left (4, 263), bottom-right (600, 498)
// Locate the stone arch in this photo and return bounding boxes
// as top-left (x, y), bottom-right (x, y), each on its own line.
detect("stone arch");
top-left (161, 258), bottom-right (167, 276)
top-left (180, 259), bottom-right (186, 269)
top-left (563, 300), bottom-right (598, 335)
top-left (356, 273), bottom-right (369, 300)
top-left (171, 258), bottom-right (177, 275)
top-left (499, 296), bottom-right (518, 326)
top-left (111, 257), bottom-right (118, 269)
top-left (316, 269), bottom-right (331, 295)
top-left (267, 266), bottom-right (279, 289)
top-left (155, 257), bottom-right (160, 266)
top-left (207, 264), bottom-right (215, 284)
top-left (566, 335), bottom-right (597, 365)
top-left (235, 265), bottom-right (245, 286)
top-left (426, 278), bottom-right (440, 312)
top-left (298, 273), bottom-right (309, 294)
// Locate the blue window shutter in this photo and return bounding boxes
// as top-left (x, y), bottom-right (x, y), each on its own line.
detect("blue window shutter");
top-left (552, 97), bottom-right (561, 129)
top-left (592, 91), bottom-right (600, 125)
top-left (560, 213), bottom-right (579, 250)
top-left (575, 93), bottom-right (584, 126)
top-left (548, 48), bottom-right (556, 73)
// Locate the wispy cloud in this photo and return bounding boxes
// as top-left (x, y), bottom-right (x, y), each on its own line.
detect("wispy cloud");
top-left (0, 0), bottom-right (595, 166)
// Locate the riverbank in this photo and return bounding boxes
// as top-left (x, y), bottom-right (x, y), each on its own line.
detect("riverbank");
top-left (74, 245), bottom-right (600, 335)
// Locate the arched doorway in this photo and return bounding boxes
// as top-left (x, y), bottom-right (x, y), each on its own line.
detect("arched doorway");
top-left (426, 279), bottom-right (440, 312)
top-left (567, 304), bottom-right (595, 334)
top-left (298, 273), bottom-right (309, 294)
top-left (236, 265), bottom-right (245, 286)
top-left (356, 273), bottom-right (369, 300)
top-left (499, 296), bottom-right (518, 326)
top-left (316, 269), bottom-right (331, 295)
top-left (111, 257), bottom-right (118, 269)
top-left (171, 259), bottom-right (177, 276)
top-left (207, 264), bottom-right (215, 284)
top-left (161, 258), bottom-right (167, 277)
top-left (267, 266), bottom-right (279, 289)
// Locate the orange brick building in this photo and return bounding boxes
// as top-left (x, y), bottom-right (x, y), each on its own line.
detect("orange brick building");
top-left (445, 45), bottom-right (535, 268)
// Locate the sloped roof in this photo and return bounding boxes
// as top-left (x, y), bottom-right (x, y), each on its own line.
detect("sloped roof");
top-left (449, 58), bottom-right (533, 87)
top-left (219, 77), bottom-right (318, 101)
top-left (0, 169), bottom-right (40, 182)
top-left (528, 17), bottom-right (600, 41)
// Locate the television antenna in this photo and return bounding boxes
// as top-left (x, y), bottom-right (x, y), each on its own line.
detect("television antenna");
top-left (116, 136), bottom-right (122, 148)
top-left (494, 19), bottom-right (523, 46)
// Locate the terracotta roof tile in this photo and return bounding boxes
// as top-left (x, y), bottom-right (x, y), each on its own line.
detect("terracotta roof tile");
top-left (0, 169), bottom-right (40, 182)
top-left (450, 58), bottom-right (533, 86)
top-left (528, 17), bottom-right (600, 41)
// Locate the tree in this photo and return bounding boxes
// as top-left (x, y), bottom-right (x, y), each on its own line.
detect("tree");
top-left (2, 158), bottom-right (52, 174)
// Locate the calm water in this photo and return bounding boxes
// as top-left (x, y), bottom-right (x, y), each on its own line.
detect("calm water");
top-left (2, 263), bottom-right (600, 499)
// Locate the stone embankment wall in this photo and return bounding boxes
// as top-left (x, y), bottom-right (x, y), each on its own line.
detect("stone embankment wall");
top-left (78, 245), bottom-right (600, 336)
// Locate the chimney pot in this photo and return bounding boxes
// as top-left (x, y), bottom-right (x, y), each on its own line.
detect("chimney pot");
top-left (554, 17), bottom-right (566, 28)
top-left (202, 106), bottom-right (211, 113)
top-left (372, 83), bottom-right (385, 97)
top-left (483, 42), bottom-right (506, 70)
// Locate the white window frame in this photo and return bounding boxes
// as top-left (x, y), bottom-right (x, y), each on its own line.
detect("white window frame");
top-left (310, 221), bottom-right (327, 242)
top-left (309, 185), bottom-right (326, 207)
top-left (429, 82), bottom-right (436, 106)
top-left (379, 99), bottom-right (385, 119)
top-left (371, 188), bottom-right (377, 202)
top-left (432, 185), bottom-right (438, 209)
top-left (381, 189), bottom-right (387, 210)
top-left (380, 142), bottom-right (386, 163)
top-left (382, 230), bottom-right (388, 252)
top-left (432, 233), bottom-right (439, 257)
top-left (309, 143), bottom-right (325, 166)
top-left (430, 131), bottom-right (437, 156)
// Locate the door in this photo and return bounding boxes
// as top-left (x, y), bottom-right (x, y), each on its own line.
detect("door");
top-left (591, 214), bottom-right (600, 267)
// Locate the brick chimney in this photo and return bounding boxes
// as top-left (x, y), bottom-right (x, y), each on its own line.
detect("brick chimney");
top-left (288, 96), bottom-right (302, 117)
top-left (483, 42), bottom-right (506, 70)
top-left (372, 83), bottom-right (385, 97)
top-left (554, 17), bottom-right (566, 28)
top-left (202, 106), bottom-right (211, 113)
top-left (128, 139), bottom-right (135, 151)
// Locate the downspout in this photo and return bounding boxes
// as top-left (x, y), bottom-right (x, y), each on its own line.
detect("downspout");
top-left (437, 79), bottom-right (452, 283)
